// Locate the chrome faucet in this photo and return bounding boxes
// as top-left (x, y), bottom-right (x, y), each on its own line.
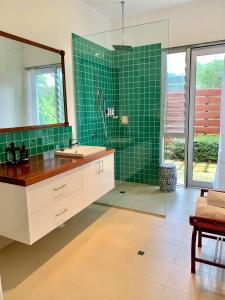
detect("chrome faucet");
top-left (69, 138), bottom-right (79, 148)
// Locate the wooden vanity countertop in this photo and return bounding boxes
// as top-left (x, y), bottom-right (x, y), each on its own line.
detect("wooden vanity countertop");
top-left (0, 148), bottom-right (115, 187)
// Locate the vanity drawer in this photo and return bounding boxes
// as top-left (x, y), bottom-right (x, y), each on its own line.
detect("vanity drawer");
top-left (29, 189), bottom-right (83, 244)
top-left (27, 168), bottom-right (83, 214)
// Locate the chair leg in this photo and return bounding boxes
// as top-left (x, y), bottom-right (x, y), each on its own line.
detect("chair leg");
top-left (191, 228), bottom-right (197, 274)
top-left (198, 231), bottom-right (202, 248)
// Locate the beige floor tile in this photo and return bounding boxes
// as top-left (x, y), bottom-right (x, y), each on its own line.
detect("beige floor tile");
top-left (162, 287), bottom-right (203, 300)
top-left (4, 275), bottom-right (114, 300)
top-left (207, 273), bottom-right (225, 297)
top-left (52, 254), bottom-right (165, 300)
top-left (122, 232), bottom-right (180, 263)
top-left (117, 251), bottom-right (173, 285)
top-left (204, 291), bottom-right (225, 300)
top-left (110, 276), bottom-right (164, 300)
top-left (0, 187), bottom-right (223, 300)
top-left (144, 240), bottom-right (179, 263)
top-left (148, 227), bottom-right (185, 246)
top-left (167, 264), bottom-right (209, 296)
top-left (204, 293), bottom-right (225, 300)
top-left (175, 246), bottom-right (211, 273)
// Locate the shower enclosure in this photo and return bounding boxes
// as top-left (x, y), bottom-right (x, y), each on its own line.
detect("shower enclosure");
top-left (73, 20), bottom-right (169, 216)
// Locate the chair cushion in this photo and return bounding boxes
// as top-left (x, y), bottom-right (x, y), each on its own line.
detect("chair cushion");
top-left (196, 197), bottom-right (225, 221)
top-left (207, 190), bottom-right (225, 209)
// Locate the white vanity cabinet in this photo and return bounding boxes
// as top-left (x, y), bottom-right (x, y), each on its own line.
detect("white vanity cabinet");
top-left (0, 153), bottom-right (114, 245)
top-left (83, 154), bottom-right (115, 206)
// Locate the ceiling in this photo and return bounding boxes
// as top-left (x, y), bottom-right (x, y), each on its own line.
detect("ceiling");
top-left (83, 0), bottom-right (199, 19)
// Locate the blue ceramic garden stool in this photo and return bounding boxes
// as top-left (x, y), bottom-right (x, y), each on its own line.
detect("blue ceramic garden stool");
top-left (160, 164), bottom-right (177, 192)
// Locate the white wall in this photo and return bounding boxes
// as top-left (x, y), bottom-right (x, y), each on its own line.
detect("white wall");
top-left (111, 0), bottom-right (225, 48)
top-left (0, 0), bottom-right (110, 249)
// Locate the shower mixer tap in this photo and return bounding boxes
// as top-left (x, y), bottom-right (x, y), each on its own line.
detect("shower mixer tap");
top-left (105, 107), bottom-right (115, 117)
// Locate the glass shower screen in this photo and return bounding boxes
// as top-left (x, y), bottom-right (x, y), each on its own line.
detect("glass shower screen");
top-left (73, 20), bottom-right (169, 216)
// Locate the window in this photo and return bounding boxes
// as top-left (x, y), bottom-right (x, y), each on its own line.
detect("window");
top-left (26, 64), bottom-right (64, 125)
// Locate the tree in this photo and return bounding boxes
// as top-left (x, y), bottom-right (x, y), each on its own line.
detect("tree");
top-left (196, 59), bottom-right (224, 89)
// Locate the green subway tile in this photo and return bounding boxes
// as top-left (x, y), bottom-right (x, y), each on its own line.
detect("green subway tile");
top-left (37, 138), bottom-right (43, 146)
top-left (37, 146), bottom-right (43, 154)
top-left (42, 137), bottom-right (49, 145)
top-left (48, 136), bottom-right (54, 144)
top-left (0, 134), bottom-right (7, 143)
top-left (0, 153), bottom-right (6, 163)
top-left (53, 127), bottom-right (59, 135)
top-left (37, 129), bottom-right (43, 137)
top-left (15, 131), bottom-right (22, 141)
top-left (0, 126), bottom-right (69, 164)
top-left (22, 131), bottom-right (29, 139)
top-left (54, 135), bottom-right (59, 143)
top-left (0, 143), bottom-right (6, 153)
top-left (59, 127), bottom-right (64, 134)
top-left (54, 143), bottom-right (60, 150)
top-left (43, 128), bottom-right (48, 136)
top-left (29, 130), bottom-right (36, 139)
top-left (30, 139), bottom-right (37, 147)
top-left (16, 141), bottom-right (23, 147)
top-left (30, 147), bottom-right (37, 156)
top-left (48, 128), bottom-right (54, 136)
top-left (6, 132), bottom-right (15, 142)
top-left (43, 145), bottom-right (49, 152)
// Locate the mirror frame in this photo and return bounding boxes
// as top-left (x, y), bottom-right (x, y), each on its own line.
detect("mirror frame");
top-left (0, 30), bottom-right (69, 132)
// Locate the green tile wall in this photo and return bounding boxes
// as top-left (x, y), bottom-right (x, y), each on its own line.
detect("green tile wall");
top-left (73, 33), bottom-right (161, 185)
top-left (0, 126), bottom-right (72, 163)
top-left (72, 34), bottom-right (115, 147)
top-left (113, 44), bottom-right (161, 185)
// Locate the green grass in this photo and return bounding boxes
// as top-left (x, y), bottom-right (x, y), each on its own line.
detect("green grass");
top-left (194, 134), bottom-right (219, 143)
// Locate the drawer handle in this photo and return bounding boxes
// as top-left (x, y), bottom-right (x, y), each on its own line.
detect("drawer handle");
top-left (55, 209), bottom-right (68, 217)
top-left (96, 161), bottom-right (101, 174)
top-left (100, 160), bottom-right (104, 172)
top-left (54, 184), bottom-right (66, 191)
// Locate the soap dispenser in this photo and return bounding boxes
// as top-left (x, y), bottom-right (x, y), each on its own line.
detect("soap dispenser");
top-left (5, 142), bottom-right (20, 165)
top-left (20, 143), bottom-right (29, 162)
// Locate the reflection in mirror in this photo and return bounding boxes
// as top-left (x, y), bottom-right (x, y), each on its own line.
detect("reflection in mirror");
top-left (0, 36), bottom-right (65, 129)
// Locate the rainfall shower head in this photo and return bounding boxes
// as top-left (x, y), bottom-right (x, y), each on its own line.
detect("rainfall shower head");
top-left (112, 45), bottom-right (133, 51)
top-left (112, 1), bottom-right (133, 52)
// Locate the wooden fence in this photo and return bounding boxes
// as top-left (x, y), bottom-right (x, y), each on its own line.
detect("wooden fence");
top-left (166, 89), bottom-right (221, 135)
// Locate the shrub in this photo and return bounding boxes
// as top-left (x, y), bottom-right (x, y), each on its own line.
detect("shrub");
top-left (167, 139), bottom-right (185, 160)
top-left (167, 136), bottom-right (219, 162)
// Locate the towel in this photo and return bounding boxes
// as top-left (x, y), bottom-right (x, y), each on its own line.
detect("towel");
top-left (196, 197), bottom-right (225, 221)
top-left (207, 190), bottom-right (225, 209)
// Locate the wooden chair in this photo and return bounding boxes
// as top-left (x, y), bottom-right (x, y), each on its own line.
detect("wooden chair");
top-left (190, 188), bottom-right (225, 273)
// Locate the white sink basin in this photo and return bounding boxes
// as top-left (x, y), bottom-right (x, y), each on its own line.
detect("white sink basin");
top-left (55, 145), bottom-right (106, 157)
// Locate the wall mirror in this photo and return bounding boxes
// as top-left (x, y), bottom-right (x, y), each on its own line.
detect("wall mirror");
top-left (0, 31), bottom-right (68, 132)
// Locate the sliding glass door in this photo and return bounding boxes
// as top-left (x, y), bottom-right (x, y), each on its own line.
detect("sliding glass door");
top-left (163, 44), bottom-right (225, 188)
top-left (188, 45), bottom-right (225, 188)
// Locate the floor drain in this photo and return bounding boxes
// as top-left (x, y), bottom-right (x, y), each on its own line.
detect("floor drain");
top-left (137, 250), bottom-right (145, 256)
top-left (120, 191), bottom-right (126, 194)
